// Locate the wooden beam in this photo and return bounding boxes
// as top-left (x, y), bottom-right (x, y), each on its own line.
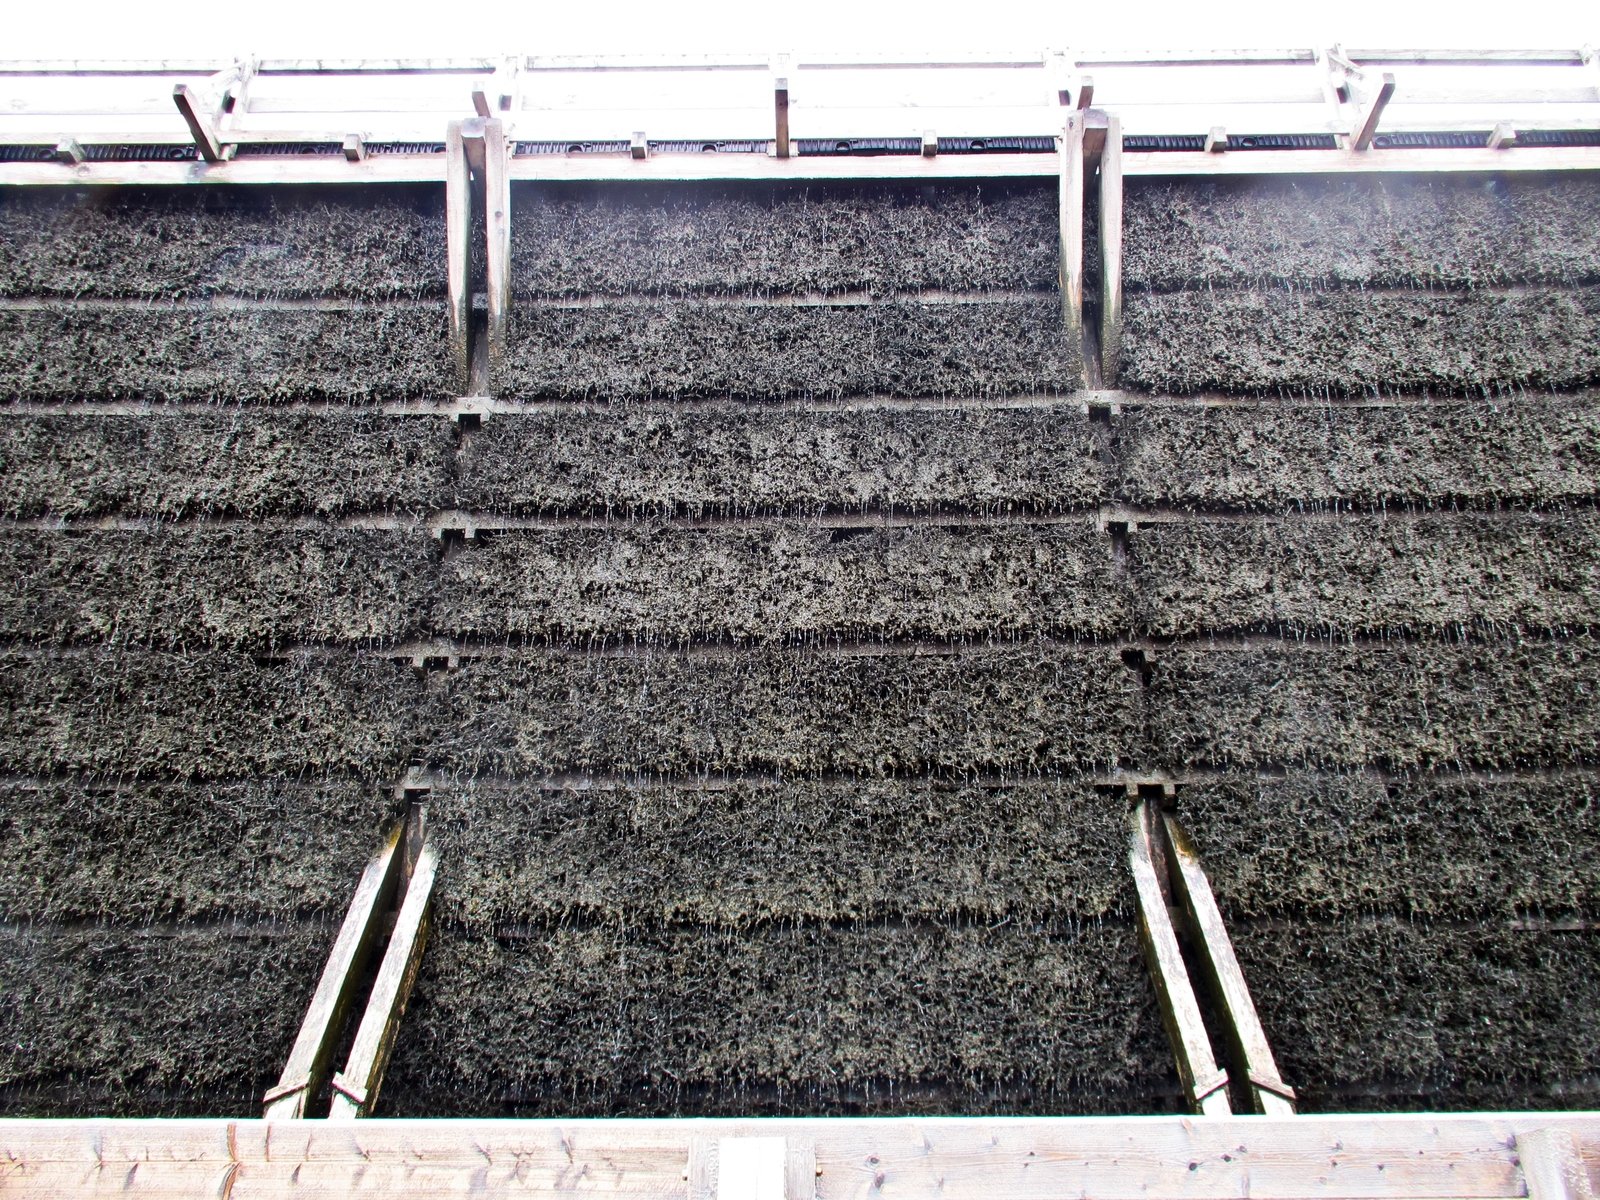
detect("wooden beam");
top-left (444, 120), bottom-right (471, 394)
top-left (470, 83), bottom-right (492, 119)
top-left (1162, 813), bottom-right (1296, 1116)
top-left (1522, 1128), bottom-right (1597, 1200)
top-left (7, 1114), bottom-right (1596, 1198)
top-left (773, 68), bottom-right (791, 160)
top-left (1059, 111), bottom-right (1085, 364)
top-left (1205, 126), bottom-right (1228, 153)
top-left (51, 137), bottom-right (84, 165)
top-left (328, 841), bottom-right (438, 1119)
top-left (1351, 71), bottom-right (1397, 151)
top-left (921, 129), bottom-right (937, 157)
top-left (1099, 115), bottom-right (1124, 388)
top-left (171, 82), bottom-right (225, 163)
top-left (1129, 801), bottom-right (1232, 1117)
top-left (630, 130), bottom-right (648, 160)
top-left (1487, 122), bottom-right (1517, 150)
top-left (342, 133), bottom-right (366, 162)
top-left (262, 822), bottom-right (405, 1120)
top-left (1076, 75), bottom-right (1095, 109)
top-left (484, 117), bottom-right (512, 394)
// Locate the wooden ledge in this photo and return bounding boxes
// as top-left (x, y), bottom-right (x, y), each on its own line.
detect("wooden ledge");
top-left (2, 1112), bottom-right (1598, 1198)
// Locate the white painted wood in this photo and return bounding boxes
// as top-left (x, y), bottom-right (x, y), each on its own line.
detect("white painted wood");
top-left (717, 1138), bottom-right (786, 1200)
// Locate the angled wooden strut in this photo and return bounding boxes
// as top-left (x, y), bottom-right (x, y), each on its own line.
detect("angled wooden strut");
top-left (329, 837), bottom-right (439, 1119)
top-left (1163, 813), bottom-right (1297, 1116)
top-left (1130, 797), bottom-right (1298, 1117)
top-left (265, 802), bottom-right (437, 1121)
top-left (262, 822), bottom-right (406, 1119)
top-left (1129, 800), bottom-right (1232, 1116)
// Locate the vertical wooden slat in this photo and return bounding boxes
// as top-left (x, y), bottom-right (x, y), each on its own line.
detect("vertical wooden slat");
top-left (445, 119), bottom-right (471, 393)
top-left (1098, 113), bottom-right (1123, 387)
top-left (262, 823), bottom-right (405, 1120)
top-left (1522, 1128), bottom-right (1596, 1200)
top-left (1163, 814), bottom-right (1297, 1116)
top-left (1130, 801), bottom-right (1232, 1117)
top-left (718, 1138), bottom-right (786, 1200)
top-left (1059, 110), bottom-right (1085, 366)
top-left (484, 117), bottom-right (512, 394)
top-left (784, 1135), bottom-right (817, 1200)
top-left (327, 843), bottom-right (439, 1119)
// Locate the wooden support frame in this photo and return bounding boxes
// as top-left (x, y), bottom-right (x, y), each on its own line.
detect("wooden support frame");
top-left (1162, 813), bottom-right (1297, 1116)
top-left (12, 1113), bottom-right (1595, 1197)
top-left (1098, 114), bottom-right (1124, 387)
top-left (444, 120), bottom-right (472, 393)
top-left (262, 823), bottom-right (406, 1120)
top-left (172, 82), bottom-right (227, 163)
top-left (1351, 70), bottom-right (1398, 151)
top-left (51, 137), bottom-right (84, 165)
top-left (1058, 111), bottom-right (1085, 368)
top-left (1129, 800), bottom-right (1232, 1117)
top-left (484, 117), bottom-right (512, 392)
top-left (328, 841), bottom-right (439, 1119)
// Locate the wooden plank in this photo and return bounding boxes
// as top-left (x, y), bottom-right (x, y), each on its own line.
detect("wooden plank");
top-left (171, 82), bottom-right (225, 162)
top-left (1162, 813), bottom-right (1296, 1117)
top-left (1205, 125), bottom-right (1228, 152)
top-left (786, 1136), bottom-right (818, 1200)
top-left (1129, 801), bottom-right (1232, 1117)
top-left (1487, 122), bottom-right (1517, 150)
top-left (484, 117), bottom-right (512, 393)
top-left (52, 137), bottom-right (84, 165)
top-left (5, 1114), bottom-right (1598, 1199)
top-left (327, 842), bottom-right (438, 1119)
top-left (1098, 114), bottom-right (1124, 388)
top-left (718, 1138), bottom-right (786, 1200)
top-left (774, 65), bottom-right (791, 159)
top-left (262, 822), bottom-right (405, 1120)
top-left (1522, 1128), bottom-right (1597, 1200)
top-left (445, 120), bottom-right (471, 395)
top-left (1351, 71), bottom-right (1398, 151)
top-left (1058, 111), bottom-right (1085, 358)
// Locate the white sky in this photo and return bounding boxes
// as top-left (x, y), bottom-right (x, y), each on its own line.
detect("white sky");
top-left (4, 0), bottom-right (1596, 59)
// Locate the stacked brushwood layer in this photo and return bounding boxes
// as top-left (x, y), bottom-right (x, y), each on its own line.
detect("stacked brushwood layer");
top-left (1, 174), bottom-right (1597, 1118)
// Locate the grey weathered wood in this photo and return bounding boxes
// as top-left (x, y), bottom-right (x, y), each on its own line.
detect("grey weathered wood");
top-left (1058, 110), bottom-right (1085, 363)
top-left (470, 84), bottom-right (491, 119)
top-left (341, 133), bottom-right (366, 162)
top-left (921, 129), bottom-right (937, 157)
top-left (1351, 71), bottom-right (1398, 150)
top-left (52, 137), bottom-right (84, 165)
top-left (262, 822), bottom-right (405, 1120)
top-left (1163, 813), bottom-right (1296, 1117)
top-left (484, 118), bottom-right (512, 393)
top-left (1205, 125), bottom-right (1228, 152)
top-left (327, 842), bottom-right (438, 1119)
top-left (1076, 75), bottom-right (1095, 109)
top-left (1098, 115), bottom-right (1124, 387)
top-left (1129, 801), bottom-right (1232, 1117)
top-left (445, 120), bottom-right (471, 394)
top-left (1487, 122), bottom-right (1517, 149)
top-left (171, 83), bottom-right (225, 162)
top-left (1521, 1128), bottom-right (1597, 1200)
top-left (631, 131), bottom-right (648, 159)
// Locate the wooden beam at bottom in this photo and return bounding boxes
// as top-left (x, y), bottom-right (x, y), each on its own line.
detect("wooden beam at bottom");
top-left (2, 1114), bottom-right (1597, 1199)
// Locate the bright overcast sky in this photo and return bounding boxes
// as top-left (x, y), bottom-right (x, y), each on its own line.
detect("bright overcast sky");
top-left (4, 0), bottom-right (1596, 59)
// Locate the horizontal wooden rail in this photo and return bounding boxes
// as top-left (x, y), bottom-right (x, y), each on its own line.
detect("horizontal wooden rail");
top-left (1, 1114), bottom-right (1597, 1198)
